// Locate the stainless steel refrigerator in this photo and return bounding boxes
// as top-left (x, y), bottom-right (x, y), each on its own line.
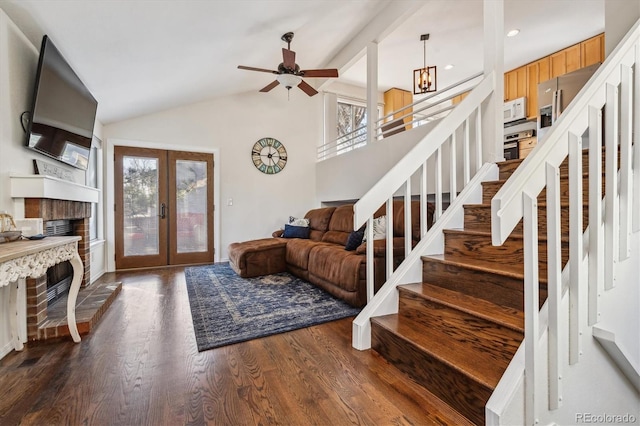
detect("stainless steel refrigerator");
top-left (537, 63), bottom-right (599, 140)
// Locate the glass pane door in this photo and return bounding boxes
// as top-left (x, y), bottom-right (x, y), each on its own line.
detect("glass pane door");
top-left (175, 160), bottom-right (207, 253)
top-left (123, 156), bottom-right (159, 256)
top-left (115, 147), bottom-right (214, 269)
top-left (169, 151), bottom-right (214, 265)
top-left (115, 147), bottom-right (168, 269)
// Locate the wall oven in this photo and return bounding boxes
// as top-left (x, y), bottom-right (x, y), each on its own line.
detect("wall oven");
top-left (504, 129), bottom-right (535, 160)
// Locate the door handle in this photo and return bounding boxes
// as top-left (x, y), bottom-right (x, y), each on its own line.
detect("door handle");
top-left (159, 203), bottom-right (166, 219)
top-left (556, 89), bottom-right (563, 118)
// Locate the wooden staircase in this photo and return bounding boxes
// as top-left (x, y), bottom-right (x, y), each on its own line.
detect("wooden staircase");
top-left (370, 150), bottom-right (598, 425)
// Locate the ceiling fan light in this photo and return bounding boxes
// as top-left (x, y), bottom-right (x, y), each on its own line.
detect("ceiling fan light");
top-left (276, 74), bottom-right (302, 89)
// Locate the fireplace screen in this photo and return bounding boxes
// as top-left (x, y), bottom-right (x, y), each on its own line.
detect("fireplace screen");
top-left (44, 219), bottom-right (73, 304)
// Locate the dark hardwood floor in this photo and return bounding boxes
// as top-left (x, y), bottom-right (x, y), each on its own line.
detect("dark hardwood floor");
top-left (0, 267), bottom-right (469, 426)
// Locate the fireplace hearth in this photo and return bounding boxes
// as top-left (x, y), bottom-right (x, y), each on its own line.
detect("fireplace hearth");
top-left (24, 198), bottom-right (92, 340)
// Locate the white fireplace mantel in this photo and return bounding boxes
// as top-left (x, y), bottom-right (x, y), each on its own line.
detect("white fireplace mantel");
top-left (10, 174), bottom-right (100, 203)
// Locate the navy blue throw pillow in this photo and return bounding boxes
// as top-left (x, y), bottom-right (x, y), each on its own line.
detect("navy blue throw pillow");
top-left (345, 226), bottom-right (365, 251)
top-left (282, 224), bottom-right (310, 239)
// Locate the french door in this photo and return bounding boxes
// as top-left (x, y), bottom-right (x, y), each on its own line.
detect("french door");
top-left (114, 147), bottom-right (214, 269)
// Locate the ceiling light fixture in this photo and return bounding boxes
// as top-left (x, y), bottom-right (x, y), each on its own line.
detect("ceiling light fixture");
top-left (276, 74), bottom-right (302, 99)
top-left (507, 29), bottom-right (520, 37)
top-left (413, 33), bottom-right (437, 95)
top-left (444, 64), bottom-right (454, 70)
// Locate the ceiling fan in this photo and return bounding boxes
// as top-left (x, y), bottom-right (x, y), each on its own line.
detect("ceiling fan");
top-left (238, 32), bottom-right (339, 97)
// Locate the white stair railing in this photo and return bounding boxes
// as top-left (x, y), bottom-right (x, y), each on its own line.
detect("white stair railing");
top-left (350, 72), bottom-right (495, 350)
top-left (490, 19), bottom-right (640, 425)
top-left (317, 73), bottom-right (483, 161)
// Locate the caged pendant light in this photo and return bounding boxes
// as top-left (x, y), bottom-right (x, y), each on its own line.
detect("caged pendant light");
top-left (413, 33), bottom-right (437, 94)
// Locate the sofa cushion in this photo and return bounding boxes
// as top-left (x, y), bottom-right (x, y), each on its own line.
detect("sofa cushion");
top-left (356, 237), bottom-right (408, 258)
top-left (371, 200), bottom-right (434, 241)
top-left (228, 238), bottom-right (288, 278)
top-left (304, 207), bottom-right (336, 241)
top-left (288, 216), bottom-right (310, 227)
top-left (285, 239), bottom-right (329, 271)
top-left (321, 205), bottom-right (353, 246)
top-left (372, 215), bottom-right (386, 240)
top-left (392, 200), bottom-right (434, 241)
top-left (345, 226), bottom-right (365, 251)
top-left (308, 245), bottom-right (364, 292)
top-left (282, 224), bottom-right (310, 239)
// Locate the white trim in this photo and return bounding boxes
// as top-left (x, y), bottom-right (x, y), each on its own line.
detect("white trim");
top-left (10, 174), bottom-right (100, 203)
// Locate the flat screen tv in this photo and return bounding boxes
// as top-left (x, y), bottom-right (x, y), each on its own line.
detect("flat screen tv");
top-left (24, 35), bottom-right (97, 171)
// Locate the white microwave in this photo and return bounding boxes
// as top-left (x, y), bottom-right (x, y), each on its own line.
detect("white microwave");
top-left (504, 97), bottom-right (527, 124)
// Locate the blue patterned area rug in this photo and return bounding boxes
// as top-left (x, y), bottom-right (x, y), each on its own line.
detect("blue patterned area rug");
top-left (184, 262), bottom-right (361, 351)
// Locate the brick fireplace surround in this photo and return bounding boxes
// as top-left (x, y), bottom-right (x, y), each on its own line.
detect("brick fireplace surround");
top-left (24, 198), bottom-right (91, 341)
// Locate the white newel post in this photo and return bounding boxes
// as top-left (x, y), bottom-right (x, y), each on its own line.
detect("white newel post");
top-left (366, 41), bottom-right (378, 146)
top-left (482, 0), bottom-right (504, 163)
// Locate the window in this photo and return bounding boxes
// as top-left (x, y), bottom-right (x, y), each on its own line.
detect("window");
top-left (86, 137), bottom-right (102, 241)
top-left (336, 101), bottom-right (367, 154)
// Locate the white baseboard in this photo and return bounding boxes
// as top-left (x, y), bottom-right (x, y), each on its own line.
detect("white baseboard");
top-left (0, 341), bottom-right (14, 361)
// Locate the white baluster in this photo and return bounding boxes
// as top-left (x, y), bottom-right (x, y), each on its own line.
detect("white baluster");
top-left (546, 162), bottom-right (562, 410)
top-left (604, 83), bottom-right (619, 290)
top-left (523, 191), bottom-right (540, 426)
top-left (619, 64), bottom-right (633, 260)
top-left (569, 131), bottom-right (584, 365)
top-left (588, 106), bottom-right (604, 326)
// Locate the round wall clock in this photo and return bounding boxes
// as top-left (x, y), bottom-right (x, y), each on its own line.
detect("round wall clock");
top-left (251, 137), bottom-right (287, 174)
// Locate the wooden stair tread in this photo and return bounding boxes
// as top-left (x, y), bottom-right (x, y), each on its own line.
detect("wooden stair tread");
top-left (371, 314), bottom-right (508, 389)
top-left (399, 282), bottom-right (525, 333)
top-left (483, 170), bottom-right (599, 186)
top-left (464, 202), bottom-right (571, 208)
top-left (369, 142), bottom-right (608, 424)
top-left (443, 227), bottom-right (569, 243)
top-left (421, 253), bottom-right (533, 281)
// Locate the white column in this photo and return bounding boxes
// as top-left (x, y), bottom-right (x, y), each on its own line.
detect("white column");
top-left (323, 92), bottom-right (338, 159)
top-left (482, 0), bottom-right (504, 163)
top-left (367, 42), bottom-right (378, 145)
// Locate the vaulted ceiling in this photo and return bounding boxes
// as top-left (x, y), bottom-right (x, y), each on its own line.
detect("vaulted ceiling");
top-left (0, 0), bottom-right (604, 124)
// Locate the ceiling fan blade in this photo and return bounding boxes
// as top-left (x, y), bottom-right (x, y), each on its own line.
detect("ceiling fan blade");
top-left (259, 80), bottom-right (280, 93)
top-left (297, 80), bottom-right (318, 97)
top-left (301, 69), bottom-right (339, 78)
top-left (282, 48), bottom-right (296, 70)
top-left (238, 65), bottom-right (278, 74)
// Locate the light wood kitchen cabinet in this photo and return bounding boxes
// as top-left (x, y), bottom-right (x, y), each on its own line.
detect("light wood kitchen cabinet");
top-left (504, 66), bottom-right (527, 102)
top-left (581, 33), bottom-right (605, 67)
top-left (550, 43), bottom-right (581, 78)
top-left (526, 57), bottom-right (550, 119)
top-left (452, 91), bottom-right (469, 105)
top-left (384, 88), bottom-right (413, 129)
top-left (519, 137), bottom-right (538, 159)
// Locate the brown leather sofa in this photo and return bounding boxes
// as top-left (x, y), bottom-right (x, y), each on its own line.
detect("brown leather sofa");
top-left (228, 200), bottom-right (432, 307)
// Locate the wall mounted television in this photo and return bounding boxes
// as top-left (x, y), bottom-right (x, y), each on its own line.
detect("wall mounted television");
top-left (24, 35), bottom-right (98, 171)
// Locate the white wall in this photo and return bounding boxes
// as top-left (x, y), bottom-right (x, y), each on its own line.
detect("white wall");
top-left (497, 232), bottom-right (640, 425)
top-left (316, 122), bottom-right (435, 202)
top-left (316, 108), bottom-right (480, 204)
top-left (605, 1), bottom-right (640, 56)
top-left (0, 10), bottom-right (105, 359)
top-left (104, 89), bottom-right (322, 263)
top-left (0, 9), bottom-right (40, 359)
top-left (0, 12), bottom-right (87, 212)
